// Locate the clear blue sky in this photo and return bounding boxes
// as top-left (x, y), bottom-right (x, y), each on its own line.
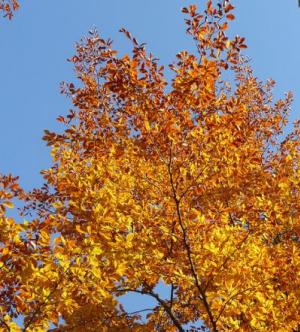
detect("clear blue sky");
top-left (1, 0), bottom-right (300, 326)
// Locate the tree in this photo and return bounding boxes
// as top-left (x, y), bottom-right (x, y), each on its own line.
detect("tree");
top-left (1, 1), bottom-right (300, 331)
top-left (0, 0), bottom-right (19, 19)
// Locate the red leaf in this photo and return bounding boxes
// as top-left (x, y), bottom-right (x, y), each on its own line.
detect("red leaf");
top-left (224, 4), bottom-right (235, 13)
top-left (226, 14), bottom-right (235, 21)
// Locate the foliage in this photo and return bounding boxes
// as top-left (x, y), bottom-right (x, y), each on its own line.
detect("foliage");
top-left (0, 0), bottom-right (19, 19)
top-left (1, 1), bottom-right (300, 331)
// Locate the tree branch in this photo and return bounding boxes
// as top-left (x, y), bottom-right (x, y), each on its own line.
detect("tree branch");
top-left (116, 287), bottom-right (184, 332)
top-left (167, 145), bottom-right (218, 332)
top-left (0, 317), bottom-right (11, 332)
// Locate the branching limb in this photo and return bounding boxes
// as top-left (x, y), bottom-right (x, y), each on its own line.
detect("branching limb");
top-left (116, 287), bottom-right (184, 332)
top-left (167, 145), bottom-right (218, 332)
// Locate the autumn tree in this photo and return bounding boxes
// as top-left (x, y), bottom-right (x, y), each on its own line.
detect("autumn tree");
top-left (1, 1), bottom-right (300, 331)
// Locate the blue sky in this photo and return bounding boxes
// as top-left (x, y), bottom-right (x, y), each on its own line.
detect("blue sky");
top-left (1, 0), bottom-right (300, 325)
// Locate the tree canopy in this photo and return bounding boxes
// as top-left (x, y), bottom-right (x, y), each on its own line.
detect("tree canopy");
top-left (1, 1), bottom-right (300, 331)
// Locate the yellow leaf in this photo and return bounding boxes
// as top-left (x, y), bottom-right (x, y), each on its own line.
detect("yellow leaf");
top-left (3, 201), bottom-right (14, 209)
top-left (144, 119), bottom-right (151, 131)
